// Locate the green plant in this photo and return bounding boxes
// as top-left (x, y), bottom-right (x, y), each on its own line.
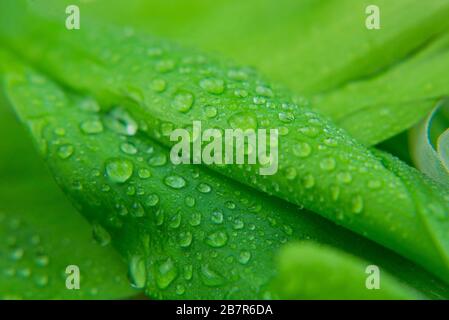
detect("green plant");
top-left (0, 0), bottom-right (448, 300)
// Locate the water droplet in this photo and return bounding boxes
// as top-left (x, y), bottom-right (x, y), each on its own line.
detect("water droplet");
top-left (164, 175), bottom-right (186, 189)
top-left (179, 232), bottom-right (193, 247)
top-left (184, 196), bottom-right (196, 207)
top-left (197, 183), bottom-right (212, 193)
top-left (301, 174), bottom-right (315, 189)
top-left (57, 144), bottom-right (74, 159)
top-left (146, 194), bottom-right (160, 207)
top-left (183, 264), bottom-right (193, 280)
top-left (352, 195), bottom-right (364, 214)
top-left (225, 201), bottom-right (236, 210)
top-left (324, 138), bottom-right (338, 147)
top-left (172, 91), bottom-right (194, 112)
top-left (256, 86), bottom-right (273, 97)
top-left (10, 248), bottom-right (24, 261)
top-left (138, 168), bottom-right (151, 179)
top-left (284, 167), bottom-right (297, 180)
top-left (200, 264), bottom-right (224, 287)
top-left (338, 172), bottom-right (352, 184)
top-left (233, 219), bottom-right (244, 230)
top-left (128, 255), bottom-right (146, 289)
top-left (35, 255), bottom-right (49, 267)
top-left (228, 69), bottom-right (248, 81)
top-left (34, 274), bottom-right (49, 287)
top-left (156, 258), bottom-right (178, 289)
top-left (330, 185), bottom-right (340, 201)
top-left (131, 202), bottom-right (145, 217)
top-left (148, 153), bottom-right (167, 166)
top-left (238, 251), bottom-right (251, 264)
top-left (228, 112), bottom-right (258, 130)
top-left (299, 126), bottom-right (319, 138)
top-left (293, 142), bottom-right (312, 158)
top-left (278, 112), bottom-right (295, 123)
top-left (211, 211), bottom-right (224, 224)
top-left (105, 108), bottom-right (138, 136)
top-left (150, 79), bottom-right (167, 92)
top-left (320, 158), bottom-right (336, 171)
top-left (205, 231), bottom-right (228, 248)
top-left (106, 158), bottom-right (134, 183)
top-left (176, 284), bottom-right (186, 295)
top-left (205, 106), bottom-right (218, 118)
top-left (200, 78), bottom-right (225, 94)
top-left (120, 142), bottom-right (138, 155)
top-left (168, 212), bottom-right (182, 228)
top-left (190, 212), bottom-right (202, 226)
top-left (92, 223), bottom-right (111, 246)
top-left (80, 120), bottom-right (103, 134)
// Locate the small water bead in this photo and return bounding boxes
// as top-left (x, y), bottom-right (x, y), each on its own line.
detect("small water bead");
top-left (10, 248), bottom-right (24, 261)
top-left (320, 158), bottom-right (336, 171)
top-left (169, 212), bottom-right (182, 229)
top-left (197, 183), bottom-right (212, 193)
top-left (150, 79), bottom-right (167, 92)
top-left (330, 185), bottom-right (340, 201)
top-left (17, 268), bottom-right (31, 278)
top-left (200, 264), bottom-right (225, 287)
top-left (184, 196), bottom-right (196, 208)
top-left (228, 112), bottom-right (258, 130)
top-left (225, 201), bottom-right (236, 210)
top-left (164, 175), bottom-right (186, 189)
top-left (211, 211), bottom-right (224, 224)
top-left (190, 212), bottom-right (202, 226)
top-left (80, 120), bottom-right (103, 134)
top-left (105, 108), bottom-right (139, 136)
top-left (106, 158), bottom-right (134, 183)
top-left (138, 168), bottom-right (151, 179)
top-left (156, 258), bottom-right (178, 289)
top-left (35, 255), bottom-right (49, 267)
top-left (205, 106), bottom-right (218, 118)
top-left (338, 172), bottom-right (352, 184)
top-left (176, 285), bottom-right (186, 295)
top-left (155, 209), bottom-right (165, 226)
top-left (34, 274), bottom-right (49, 287)
top-left (131, 202), bottom-right (145, 217)
top-left (57, 144), bottom-right (74, 159)
top-left (324, 138), bottom-right (338, 147)
top-left (253, 96), bottom-right (266, 105)
top-left (178, 231), bottom-right (193, 247)
top-left (92, 223), bottom-right (111, 246)
top-left (120, 142), bottom-right (138, 155)
top-left (255, 86), bottom-right (273, 97)
top-left (278, 112), bottom-right (295, 123)
top-left (200, 78), bottom-right (225, 94)
top-left (299, 126), bottom-right (320, 138)
top-left (156, 59), bottom-right (175, 73)
top-left (233, 219), bottom-right (244, 230)
top-left (292, 142), bottom-right (311, 158)
top-left (205, 231), bottom-right (228, 248)
top-left (128, 255), bottom-right (147, 289)
top-left (284, 167), bottom-right (297, 180)
top-left (352, 195), bottom-right (364, 214)
top-left (79, 97), bottom-right (101, 112)
top-left (301, 174), bottom-right (315, 189)
top-left (234, 89), bottom-right (248, 98)
top-left (238, 251), bottom-right (251, 265)
top-left (148, 153), bottom-right (167, 166)
top-left (116, 203), bottom-right (129, 216)
top-left (172, 91), bottom-right (194, 112)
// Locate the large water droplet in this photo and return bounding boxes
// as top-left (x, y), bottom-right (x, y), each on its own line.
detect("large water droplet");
top-left (105, 108), bottom-right (138, 136)
top-left (57, 144), bottom-right (74, 159)
top-left (200, 264), bottom-right (225, 287)
top-left (293, 142), bottom-right (312, 158)
top-left (205, 231), bottom-right (228, 248)
top-left (179, 231), bottom-right (193, 247)
top-left (320, 158), bottom-right (336, 171)
top-left (238, 251), bottom-right (251, 265)
top-left (149, 153), bottom-right (167, 166)
top-left (164, 175), bottom-right (186, 189)
top-left (92, 223), bottom-right (111, 246)
top-left (105, 158), bottom-right (134, 183)
top-left (156, 258), bottom-right (178, 289)
top-left (128, 255), bottom-right (146, 289)
top-left (172, 91), bottom-right (194, 113)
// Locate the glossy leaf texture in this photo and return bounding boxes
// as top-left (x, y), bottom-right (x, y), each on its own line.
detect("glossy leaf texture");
top-left (0, 93), bottom-right (137, 299)
top-left (3, 56), bottom-right (449, 299)
top-left (3, 12), bottom-right (449, 284)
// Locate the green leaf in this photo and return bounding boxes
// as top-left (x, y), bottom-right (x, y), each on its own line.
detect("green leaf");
top-left (409, 99), bottom-right (449, 188)
top-left (273, 242), bottom-right (423, 300)
top-left (0, 96), bottom-right (137, 299)
top-left (4, 55), bottom-right (449, 299)
top-left (4, 14), bottom-right (449, 284)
